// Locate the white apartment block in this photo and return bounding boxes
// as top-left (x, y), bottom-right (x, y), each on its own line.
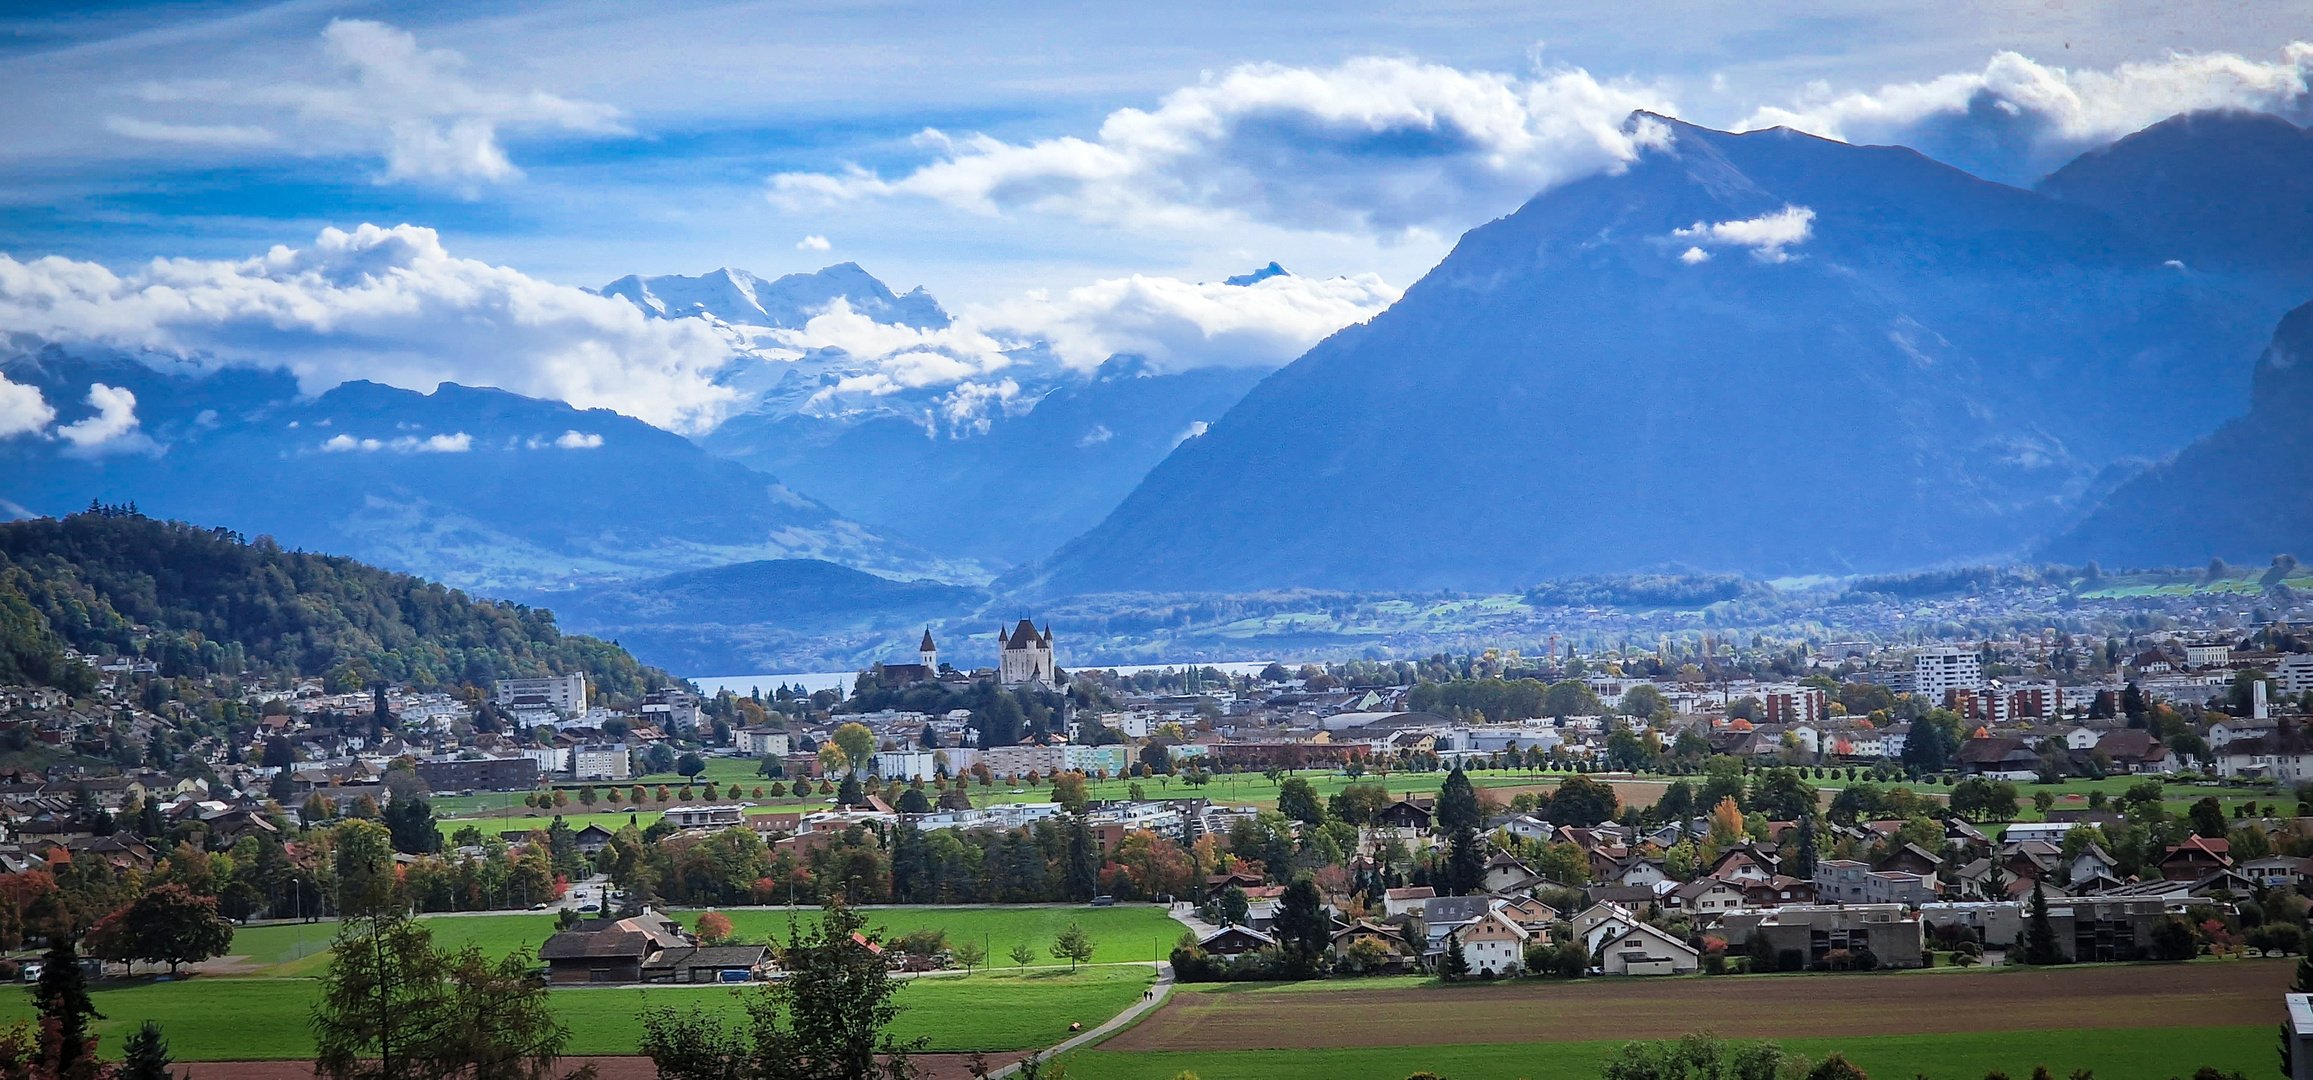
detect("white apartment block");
top-left (495, 674), bottom-right (589, 715)
top-left (1911, 648), bottom-right (1983, 703)
top-left (573, 744), bottom-right (631, 781)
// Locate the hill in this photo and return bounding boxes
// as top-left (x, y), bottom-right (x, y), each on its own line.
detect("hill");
top-left (2039, 297), bottom-right (2313, 570)
top-left (1012, 113), bottom-right (2289, 595)
top-left (0, 509), bottom-right (671, 695)
top-left (0, 344), bottom-right (970, 592)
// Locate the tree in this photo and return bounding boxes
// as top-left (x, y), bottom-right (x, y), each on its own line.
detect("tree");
top-left (1598, 1033), bottom-right (1793, 1080)
top-left (382, 794), bottom-right (442, 856)
top-left (639, 899), bottom-right (922, 1080)
top-left (1277, 777), bottom-right (1325, 826)
top-left (120, 1020), bottom-right (177, 1080)
top-left (1550, 774), bottom-right (1620, 827)
top-left (428, 943), bottom-right (585, 1080)
top-left (1746, 769), bottom-right (1815, 823)
top-left (696, 911), bottom-right (734, 946)
top-left (123, 884), bottom-right (234, 975)
top-left (832, 724), bottom-right (876, 775)
top-left (952, 940), bottom-right (986, 975)
top-left (1008, 942), bottom-right (1037, 972)
top-left (1806, 1055), bottom-right (1870, 1080)
top-left (312, 911), bottom-right (451, 1080)
top-left (1437, 766), bottom-right (1481, 833)
top-left (1950, 778), bottom-right (2020, 823)
top-left (35, 933), bottom-right (102, 1075)
top-left (333, 819), bottom-right (400, 918)
top-left (1273, 875), bottom-right (1330, 961)
top-left (2189, 797), bottom-right (2228, 839)
top-left (1788, 816), bottom-right (1818, 879)
top-left (1051, 922), bottom-right (1096, 971)
top-left (2022, 882), bottom-right (2063, 965)
top-left (1051, 772), bottom-right (1090, 815)
top-left (676, 752), bottom-right (707, 779)
top-left (1220, 886), bottom-right (1251, 926)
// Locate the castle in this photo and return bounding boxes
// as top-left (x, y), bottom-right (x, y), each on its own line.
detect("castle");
top-left (997, 619), bottom-right (1056, 688)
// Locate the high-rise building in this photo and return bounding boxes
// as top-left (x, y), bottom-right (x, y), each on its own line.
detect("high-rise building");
top-left (1911, 648), bottom-right (1984, 704)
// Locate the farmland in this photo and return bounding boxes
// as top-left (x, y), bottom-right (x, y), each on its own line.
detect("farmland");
top-left (0, 965), bottom-right (1155, 1060)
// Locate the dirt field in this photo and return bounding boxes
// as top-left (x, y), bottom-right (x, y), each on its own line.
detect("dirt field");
top-left (1101, 961), bottom-right (2293, 1052)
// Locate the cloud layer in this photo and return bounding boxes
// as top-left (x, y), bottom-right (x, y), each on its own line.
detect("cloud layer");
top-left (111, 19), bottom-right (625, 184)
top-left (773, 57), bottom-right (1676, 241)
top-left (1740, 45), bottom-right (2313, 184)
top-left (977, 270), bottom-right (1400, 371)
top-left (0, 223), bottom-right (739, 431)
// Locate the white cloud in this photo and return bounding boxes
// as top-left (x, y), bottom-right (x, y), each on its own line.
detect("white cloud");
top-left (112, 19), bottom-right (625, 185)
top-left (102, 116), bottom-right (279, 148)
top-left (1672, 205), bottom-right (1815, 263)
top-left (772, 56), bottom-right (1677, 241)
top-left (0, 375), bottom-right (54, 439)
top-left (0, 223), bottom-right (738, 431)
top-left (56, 383), bottom-right (154, 456)
top-left (797, 235), bottom-right (831, 252)
top-left (974, 269), bottom-right (1400, 372)
top-left (320, 431), bottom-right (472, 453)
top-left (1738, 45), bottom-right (2313, 184)
top-left (554, 430), bottom-right (604, 448)
top-left (1173, 420), bottom-right (1210, 445)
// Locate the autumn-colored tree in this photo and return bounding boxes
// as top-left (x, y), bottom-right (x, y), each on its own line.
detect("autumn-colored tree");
top-left (695, 911), bottom-right (734, 946)
top-left (1708, 797), bottom-right (1746, 847)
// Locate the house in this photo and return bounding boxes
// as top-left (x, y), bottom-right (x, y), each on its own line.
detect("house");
top-left (1496, 896), bottom-right (1560, 934)
top-left (1874, 843), bottom-right (1943, 877)
top-left (1956, 738), bottom-right (2041, 779)
top-left (1596, 921), bottom-right (1701, 976)
top-left (1453, 912), bottom-right (1529, 977)
top-left (1614, 859), bottom-right (1670, 889)
top-left (2244, 856), bottom-right (2313, 889)
top-left (1330, 920), bottom-right (1412, 970)
top-left (1374, 798), bottom-right (1435, 832)
top-left (1481, 854), bottom-right (1546, 895)
top-left (1815, 859), bottom-right (1871, 903)
top-left (539, 913), bottom-right (691, 984)
top-left (1204, 870), bottom-right (1267, 903)
top-left (1197, 925), bottom-right (1275, 958)
top-left (2160, 836), bottom-right (2232, 881)
top-left (1740, 875), bottom-right (1820, 907)
top-left (2093, 730), bottom-right (2176, 774)
top-left (1668, 877), bottom-right (1747, 913)
top-left (573, 824), bottom-right (616, 855)
top-left (1382, 886), bottom-right (1437, 919)
top-left (664, 804), bottom-right (747, 830)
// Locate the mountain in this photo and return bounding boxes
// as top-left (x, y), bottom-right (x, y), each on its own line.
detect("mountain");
top-left (1012, 113), bottom-right (2291, 595)
top-left (599, 262), bottom-right (951, 329)
top-left (2038, 110), bottom-right (2313, 284)
top-left (533, 558), bottom-right (988, 676)
top-left (0, 343), bottom-right (974, 593)
top-left (2038, 297), bottom-right (2313, 570)
top-left (0, 509), bottom-right (672, 694)
top-left (699, 356), bottom-right (1267, 565)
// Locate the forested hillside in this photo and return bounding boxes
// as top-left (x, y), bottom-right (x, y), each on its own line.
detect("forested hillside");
top-left (0, 508), bottom-right (669, 695)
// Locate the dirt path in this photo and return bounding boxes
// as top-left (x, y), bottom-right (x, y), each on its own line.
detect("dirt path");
top-left (1100, 961), bottom-right (2293, 1052)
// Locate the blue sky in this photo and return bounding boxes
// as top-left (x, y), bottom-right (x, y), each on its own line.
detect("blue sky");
top-left (1, 1), bottom-right (2310, 438)
top-left (4, 0), bottom-right (2306, 299)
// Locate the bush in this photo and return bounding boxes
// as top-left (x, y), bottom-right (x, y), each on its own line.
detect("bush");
top-left (1777, 949), bottom-right (1806, 973)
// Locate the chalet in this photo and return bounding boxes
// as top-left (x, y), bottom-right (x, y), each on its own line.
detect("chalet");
top-left (1956, 738), bottom-right (2040, 779)
top-left (1197, 925), bottom-right (1275, 958)
top-left (1874, 843), bottom-right (1943, 877)
top-left (540, 913), bottom-right (691, 984)
top-left (2159, 836), bottom-right (2232, 881)
top-left (1739, 875), bottom-right (1819, 907)
top-left (1382, 886), bottom-right (1436, 919)
top-left (2092, 731), bottom-right (2175, 774)
top-left (1480, 854), bottom-right (1546, 895)
top-left (641, 944), bottom-right (770, 984)
top-left (1330, 920), bottom-right (1411, 970)
top-left (1669, 877), bottom-right (1747, 913)
top-left (1203, 869), bottom-right (1268, 903)
top-left (1374, 798), bottom-right (1435, 832)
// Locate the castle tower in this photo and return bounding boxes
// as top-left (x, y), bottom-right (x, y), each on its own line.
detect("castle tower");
top-left (920, 627), bottom-right (938, 671)
top-left (998, 619), bottom-right (1056, 688)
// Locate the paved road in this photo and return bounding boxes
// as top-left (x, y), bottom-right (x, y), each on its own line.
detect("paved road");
top-left (984, 960), bottom-right (1176, 1079)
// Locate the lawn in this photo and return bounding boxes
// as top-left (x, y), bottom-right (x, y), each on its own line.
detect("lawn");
top-left (1062, 1026), bottom-right (2268, 1080)
top-left (0, 966), bottom-right (1154, 1060)
top-left (211, 905), bottom-right (1178, 976)
top-left (222, 913), bottom-right (564, 976)
top-left (668, 904), bottom-right (1186, 967)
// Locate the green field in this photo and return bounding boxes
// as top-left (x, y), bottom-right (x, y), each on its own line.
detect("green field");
top-left (0, 966), bottom-right (1154, 1060)
top-left (669, 904), bottom-right (1185, 967)
top-left (1062, 1026), bottom-right (2267, 1080)
top-left (213, 905), bottom-right (1178, 976)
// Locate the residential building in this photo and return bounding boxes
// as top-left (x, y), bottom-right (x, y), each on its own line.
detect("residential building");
top-left (573, 744), bottom-right (631, 782)
top-left (1453, 912), bottom-right (1528, 977)
top-left (1739, 904), bottom-right (1924, 969)
top-left (735, 727), bottom-right (789, 757)
top-left (495, 674), bottom-right (589, 716)
top-left (1595, 921), bottom-right (1700, 975)
top-left (1913, 648), bottom-right (1984, 703)
top-left (413, 756), bottom-right (539, 793)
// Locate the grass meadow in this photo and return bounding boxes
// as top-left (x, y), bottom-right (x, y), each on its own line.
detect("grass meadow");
top-left (0, 966), bottom-right (1154, 1060)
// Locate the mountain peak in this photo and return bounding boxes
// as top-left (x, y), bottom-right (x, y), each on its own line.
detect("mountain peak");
top-left (2038, 108), bottom-right (2313, 278)
top-left (598, 263), bottom-right (951, 330)
top-left (1223, 262), bottom-right (1289, 286)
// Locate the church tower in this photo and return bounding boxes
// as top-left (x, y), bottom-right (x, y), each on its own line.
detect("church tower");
top-left (919, 627), bottom-right (938, 671)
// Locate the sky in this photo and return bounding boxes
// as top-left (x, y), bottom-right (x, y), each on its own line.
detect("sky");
top-left (2, 0), bottom-right (2311, 433)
